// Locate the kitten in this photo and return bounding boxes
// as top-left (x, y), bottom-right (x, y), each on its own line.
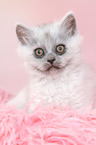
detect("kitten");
top-left (7, 11), bottom-right (96, 112)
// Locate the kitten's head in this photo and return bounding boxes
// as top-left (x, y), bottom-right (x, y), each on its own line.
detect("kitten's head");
top-left (16, 11), bottom-right (83, 75)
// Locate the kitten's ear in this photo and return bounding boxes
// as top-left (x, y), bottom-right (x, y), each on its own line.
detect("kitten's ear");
top-left (16, 24), bottom-right (32, 45)
top-left (60, 11), bottom-right (77, 36)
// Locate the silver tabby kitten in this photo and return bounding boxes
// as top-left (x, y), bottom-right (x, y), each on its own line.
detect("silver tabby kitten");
top-left (7, 11), bottom-right (96, 112)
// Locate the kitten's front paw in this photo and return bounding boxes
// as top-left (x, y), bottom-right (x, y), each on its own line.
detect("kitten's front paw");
top-left (6, 95), bottom-right (26, 109)
top-left (7, 98), bottom-right (22, 109)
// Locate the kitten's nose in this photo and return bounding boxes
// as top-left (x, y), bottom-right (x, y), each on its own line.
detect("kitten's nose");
top-left (47, 58), bottom-right (56, 64)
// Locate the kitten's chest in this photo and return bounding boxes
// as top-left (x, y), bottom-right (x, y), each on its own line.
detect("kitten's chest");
top-left (28, 75), bottom-right (73, 102)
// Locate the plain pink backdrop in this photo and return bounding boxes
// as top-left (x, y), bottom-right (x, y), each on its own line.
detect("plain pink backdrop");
top-left (0, 0), bottom-right (96, 94)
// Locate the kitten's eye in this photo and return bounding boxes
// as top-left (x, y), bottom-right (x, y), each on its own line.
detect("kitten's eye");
top-left (56, 44), bottom-right (66, 55)
top-left (34, 48), bottom-right (45, 58)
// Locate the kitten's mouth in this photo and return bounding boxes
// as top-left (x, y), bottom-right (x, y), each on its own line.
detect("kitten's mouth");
top-left (33, 65), bottom-right (61, 73)
top-left (46, 65), bottom-right (61, 71)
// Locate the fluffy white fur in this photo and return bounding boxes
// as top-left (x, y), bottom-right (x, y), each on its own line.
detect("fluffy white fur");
top-left (7, 11), bottom-right (96, 112)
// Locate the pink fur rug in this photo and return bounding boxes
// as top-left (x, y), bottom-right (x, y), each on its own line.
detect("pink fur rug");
top-left (0, 89), bottom-right (96, 145)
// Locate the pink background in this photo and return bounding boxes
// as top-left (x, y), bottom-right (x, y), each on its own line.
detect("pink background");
top-left (0, 0), bottom-right (96, 94)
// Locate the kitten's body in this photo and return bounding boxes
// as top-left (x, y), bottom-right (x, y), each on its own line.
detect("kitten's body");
top-left (8, 61), bottom-right (95, 112)
top-left (7, 11), bottom-right (96, 111)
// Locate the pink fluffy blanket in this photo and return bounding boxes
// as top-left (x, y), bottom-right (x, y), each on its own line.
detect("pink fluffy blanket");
top-left (0, 89), bottom-right (96, 145)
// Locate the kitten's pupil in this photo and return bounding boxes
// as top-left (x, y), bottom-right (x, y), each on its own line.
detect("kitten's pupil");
top-left (58, 47), bottom-right (62, 51)
top-left (38, 50), bottom-right (41, 54)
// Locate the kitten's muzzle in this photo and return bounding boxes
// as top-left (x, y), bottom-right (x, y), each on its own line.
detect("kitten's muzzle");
top-left (47, 58), bottom-right (56, 64)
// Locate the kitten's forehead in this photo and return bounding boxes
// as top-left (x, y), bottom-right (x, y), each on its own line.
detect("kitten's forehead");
top-left (33, 22), bottom-right (59, 39)
top-left (31, 23), bottom-right (56, 50)
top-left (32, 22), bottom-right (66, 51)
